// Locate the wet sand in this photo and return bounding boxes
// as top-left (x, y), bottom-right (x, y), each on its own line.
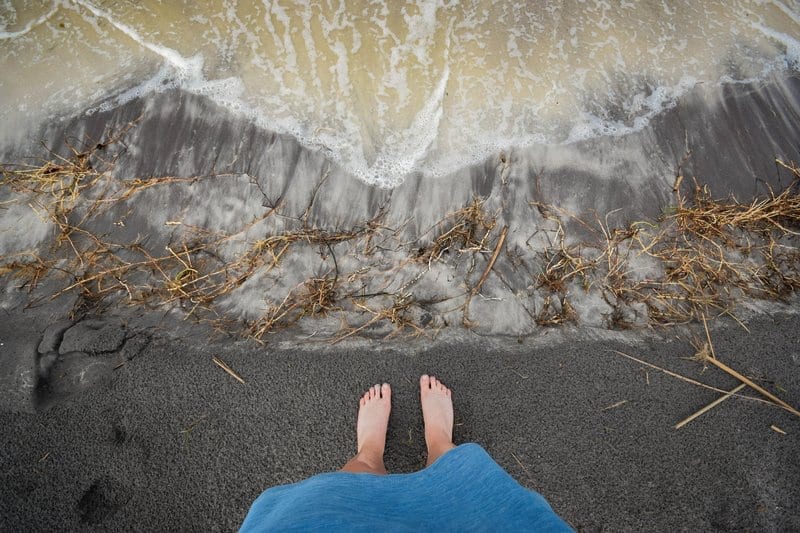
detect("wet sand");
top-left (0, 307), bottom-right (798, 531)
top-left (2, 75), bottom-right (800, 337)
top-left (4, 75), bottom-right (800, 236)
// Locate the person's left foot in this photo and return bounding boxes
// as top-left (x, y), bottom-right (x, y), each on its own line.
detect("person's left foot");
top-left (355, 383), bottom-right (391, 471)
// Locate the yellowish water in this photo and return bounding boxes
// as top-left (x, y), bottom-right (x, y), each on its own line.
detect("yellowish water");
top-left (1, 0), bottom-right (799, 185)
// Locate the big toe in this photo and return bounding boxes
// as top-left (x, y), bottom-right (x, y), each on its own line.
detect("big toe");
top-left (381, 383), bottom-right (391, 400)
top-left (420, 374), bottom-right (431, 390)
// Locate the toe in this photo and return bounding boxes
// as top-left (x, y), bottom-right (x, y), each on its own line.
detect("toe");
top-left (359, 396), bottom-right (366, 408)
top-left (420, 374), bottom-right (431, 389)
top-left (381, 383), bottom-right (391, 399)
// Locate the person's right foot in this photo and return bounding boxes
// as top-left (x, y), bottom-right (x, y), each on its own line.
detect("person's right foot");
top-left (420, 375), bottom-right (456, 466)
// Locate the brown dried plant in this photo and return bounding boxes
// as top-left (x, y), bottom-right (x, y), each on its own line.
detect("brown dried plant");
top-left (417, 197), bottom-right (497, 263)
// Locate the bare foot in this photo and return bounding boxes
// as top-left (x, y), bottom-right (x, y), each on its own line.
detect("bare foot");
top-left (341, 383), bottom-right (391, 474)
top-left (420, 375), bottom-right (456, 466)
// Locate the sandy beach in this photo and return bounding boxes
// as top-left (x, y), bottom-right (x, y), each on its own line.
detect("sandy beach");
top-left (0, 306), bottom-right (798, 531)
top-left (2, 3), bottom-right (800, 529)
top-left (1, 81), bottom-right (800, 531)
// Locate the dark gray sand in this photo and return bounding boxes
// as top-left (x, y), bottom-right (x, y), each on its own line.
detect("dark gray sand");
top-left (1, 310), bottom-right (798, 531)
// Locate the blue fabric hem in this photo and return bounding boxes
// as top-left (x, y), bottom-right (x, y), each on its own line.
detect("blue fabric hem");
top-left (240, 442), bottom-right (573, 532)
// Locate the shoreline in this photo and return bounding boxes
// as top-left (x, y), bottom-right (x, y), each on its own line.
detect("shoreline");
top-left (2, 76), bottom-right (800, 341)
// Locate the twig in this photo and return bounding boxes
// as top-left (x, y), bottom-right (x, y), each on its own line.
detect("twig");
top-left (674, 383), bottom-right (746, 429)
top-left (510, 452), bottom-right (530, 476)
top-left (212, 356), bottom-right (245, 384)
top-left (602, 399), bottom-right (628, 411)
top-left (700, 355), bottom-right (800, 418)
top-left (473, 225), bottom-right (508, 295)
top-left (611, 350), bottom-right (775, 408)
top-left (701, 314), bottom-right (716, 359)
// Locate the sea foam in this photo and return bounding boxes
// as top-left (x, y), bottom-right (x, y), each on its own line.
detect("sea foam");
top-left (2, 0), bottom-right (800, 188)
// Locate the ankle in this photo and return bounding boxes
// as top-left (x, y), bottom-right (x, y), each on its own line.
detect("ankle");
top-left (341, 454), bottom-right (387, 475)
top-left (426, 441), bottom-right (456, 465)
top-left (356, 448), bottom-right (385, 471)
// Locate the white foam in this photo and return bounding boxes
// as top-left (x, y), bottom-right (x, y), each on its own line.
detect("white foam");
top-left (73, 0), bottom-right (204, 82)
top-left (752, 22), bottom-right (800, 70)
top-left (5, 1), bottom-right (800, 189)
top-left (358, 63), bottom-right (450, 187)
top-left (566, 76), bottom-right (698, 143)
top-left (0, 1), bottom-right (59, 40)
top-left (769, 0), bottom-right (800, 27)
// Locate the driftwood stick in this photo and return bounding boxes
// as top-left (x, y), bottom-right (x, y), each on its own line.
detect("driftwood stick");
top-left (674, 383), bottom-right (746, 429)
top-left (700, 314), bottom-right (799, 418)
top-left (473, 225), bottom-right (509, 295)
top-left (701, 356), bottom-right (800, 418)
top-left (611, 350), bottom-right (773, 407)
top-left (212, 356), bottom-right (246, 384)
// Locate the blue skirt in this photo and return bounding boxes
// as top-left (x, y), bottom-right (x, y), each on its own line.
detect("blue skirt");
top-left (240, 443), bottom-right (572, 532)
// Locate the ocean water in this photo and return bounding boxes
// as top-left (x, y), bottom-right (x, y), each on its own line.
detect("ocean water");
top-left (1, 0), bottom-right (799, 186)
top-left (2, 1), bottom-right (800, 337)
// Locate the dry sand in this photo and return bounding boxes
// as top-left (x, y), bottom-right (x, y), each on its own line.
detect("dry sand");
top-left (0, 307), bottom-right (798, 531)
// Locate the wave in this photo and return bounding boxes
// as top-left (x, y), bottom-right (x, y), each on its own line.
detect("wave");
top-left (2, 0), bottom-right (800, 187)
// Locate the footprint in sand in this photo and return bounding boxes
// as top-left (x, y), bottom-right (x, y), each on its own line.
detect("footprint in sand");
top-left (34, 318), bottom-right (149, 409)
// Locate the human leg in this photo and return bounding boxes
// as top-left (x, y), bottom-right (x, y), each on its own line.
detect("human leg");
top-left (340, 383), bottom-right (391, 475)
top-left (420, 375), bottom-right (456, 466)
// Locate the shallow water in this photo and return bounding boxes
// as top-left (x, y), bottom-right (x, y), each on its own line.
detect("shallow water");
top-left (1, 0), bottom-right (799, 185)
top-left (2, 1), bottom-right (800, 338)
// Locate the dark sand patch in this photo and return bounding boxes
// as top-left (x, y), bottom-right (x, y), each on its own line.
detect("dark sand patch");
top-left (0, 309), bottom-right (797, 531)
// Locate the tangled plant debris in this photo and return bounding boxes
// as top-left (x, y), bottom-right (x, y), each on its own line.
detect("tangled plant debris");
top-left (2, 127), bottom-right (800, 343)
